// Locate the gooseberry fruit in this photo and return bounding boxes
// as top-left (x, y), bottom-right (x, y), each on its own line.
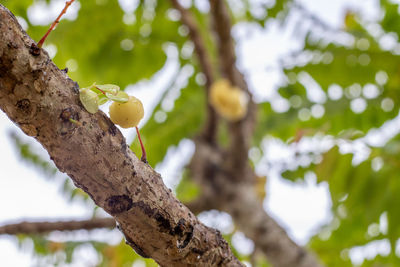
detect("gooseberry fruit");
top-left (79, 83), bottom-right (147, 163)
top-left (209, 79), bottom-right (248, 121)
top-left (109, 96), bottom-right (144, 128)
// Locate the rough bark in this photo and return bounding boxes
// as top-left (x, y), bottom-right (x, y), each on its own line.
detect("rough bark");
top-left (0, 218), bottom-right (116, 235)
top-left (0, 5), bottom-right (243, 266)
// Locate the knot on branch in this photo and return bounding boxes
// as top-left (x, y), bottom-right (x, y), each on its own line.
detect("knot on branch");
top-left (105, 194), bottom-right (133, 215)
top-left (16, 99), bottom-right (32, 115)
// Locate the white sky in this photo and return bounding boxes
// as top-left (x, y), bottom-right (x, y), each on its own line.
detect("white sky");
top-left (0, 0), bottom-right (385, 265)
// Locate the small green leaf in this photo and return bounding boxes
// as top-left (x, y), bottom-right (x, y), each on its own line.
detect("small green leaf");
top-left (175, 170), bottom-right (200, 203)
top-left (79, 88), bottom-right (99, 114)
top-left (95, 84), bottom-right (120, 95)
top-left (106, 91), bottom-right (129, 103)
top-left (98, 95), bottom-right (109, 105)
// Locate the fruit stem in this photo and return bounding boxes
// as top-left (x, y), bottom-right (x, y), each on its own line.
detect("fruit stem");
top-left (37, 0), bottom-right (75, 48)
top-left (94, 86), bottom-right (107, 96)
top-left (136, 126), bottom-right (147, 163)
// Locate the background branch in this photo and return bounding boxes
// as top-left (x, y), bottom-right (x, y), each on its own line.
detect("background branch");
top-left (190, 139), bottom-right (323, 267)
top-left (169, 0), bottom-right (214, 89)
top-left (184, 194), bottom-right (216, 215)
top-left (0, 218), bottom-right (115, 235)
top-left (179, 1), bottom-right (322, 266)
top-left (209, 0), bottom-right (257, 181)
top-left (169, 0), bottom-right (218, 143)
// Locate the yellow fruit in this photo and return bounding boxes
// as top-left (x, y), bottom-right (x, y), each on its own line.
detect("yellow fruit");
top-left (109, 96), bottom-right (144, 128)
top-left (210, 79), bottom-right (248, 121)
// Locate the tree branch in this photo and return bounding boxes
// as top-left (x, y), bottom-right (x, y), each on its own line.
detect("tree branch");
top-left (0, 5), bottom-right (242, 266)
top-left (0, 218), bottom-right (116, 235)
top-left (192, 1), bottom-right (323, 262)
top-left (169, 0), bottom-right (218, 143)
top-left (190, 140), bottom-right (323, 267)
top-left (223, 186), bottom-right (322, 267)
top-left (209, 0), bottom-right (258, 182)
top-left (184, 194), bottom-right (216, 215)
top-left (170, 0), bottom-right (214, 89)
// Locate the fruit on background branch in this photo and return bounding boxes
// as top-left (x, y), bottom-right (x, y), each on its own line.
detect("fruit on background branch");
top-left (209, 79), bottom-right (248, 121)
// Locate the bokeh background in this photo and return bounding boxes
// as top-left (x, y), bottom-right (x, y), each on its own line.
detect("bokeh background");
top-left (1, 0), bottom-right (399, 266)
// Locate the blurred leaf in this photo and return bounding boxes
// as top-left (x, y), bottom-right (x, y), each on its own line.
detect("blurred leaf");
top-left (8, 131), bottom-right (58, 177)
top-left (381, 0), bottom-right (400, 38)
top-left (266, 0), bottom-right (293, 20)
top-left (98, 240), bottom-right (158, 267)
top-left (255, 33), bottom-right (400, 143)
top-left (287, 140), bottom-right (400, 266)
top-left (6, 0), bottom-right (186, 88)
top-left (255, 176), bottom-right (267, 202)
top-left (175, 170), bottom-right (200, 203)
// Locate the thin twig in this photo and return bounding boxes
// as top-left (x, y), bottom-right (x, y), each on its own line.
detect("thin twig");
top-left (37, 0), bottom-right (75, 48)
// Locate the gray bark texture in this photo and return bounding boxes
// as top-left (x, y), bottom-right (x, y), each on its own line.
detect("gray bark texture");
top-left (0, 4), bottom-right (242, 267)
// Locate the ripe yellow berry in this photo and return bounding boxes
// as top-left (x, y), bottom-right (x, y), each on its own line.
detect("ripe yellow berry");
top-left (209, 79), bottom-right (248, 121)
top-left (109, 96), bottom-right (144, 128)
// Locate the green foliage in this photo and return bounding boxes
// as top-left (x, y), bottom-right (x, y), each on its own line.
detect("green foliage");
top-left (225, 0), bottom-right (293, 27)
top-left (5, 0), bottom-right (185, 88)
top-left (255, 35), bottom-right (400, 141)
top-left (381, 0), bottom-right (400, 38)
top-left (175, 170), bottom-right (200, 203)
top-left (9, 130), bottom-right (94, 206)
top-left (97, 240), bottom-right (158, 267)
top-left (265, 0), bottom-right (293, 20)
top-left (254, 2), bottom-right (400, 266)
top-left (62, 178), bottom-right (91, 203)
top-left (0, 0), bottom-right (32, 21)
top-left (283, 139), bottom-right (400, 266)
top-left (17, 234), bottom-right (105, 265)
top-left (16, 234), bottom-right (158, 266)
top-left (9, 131), bottom-right (57, 177)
